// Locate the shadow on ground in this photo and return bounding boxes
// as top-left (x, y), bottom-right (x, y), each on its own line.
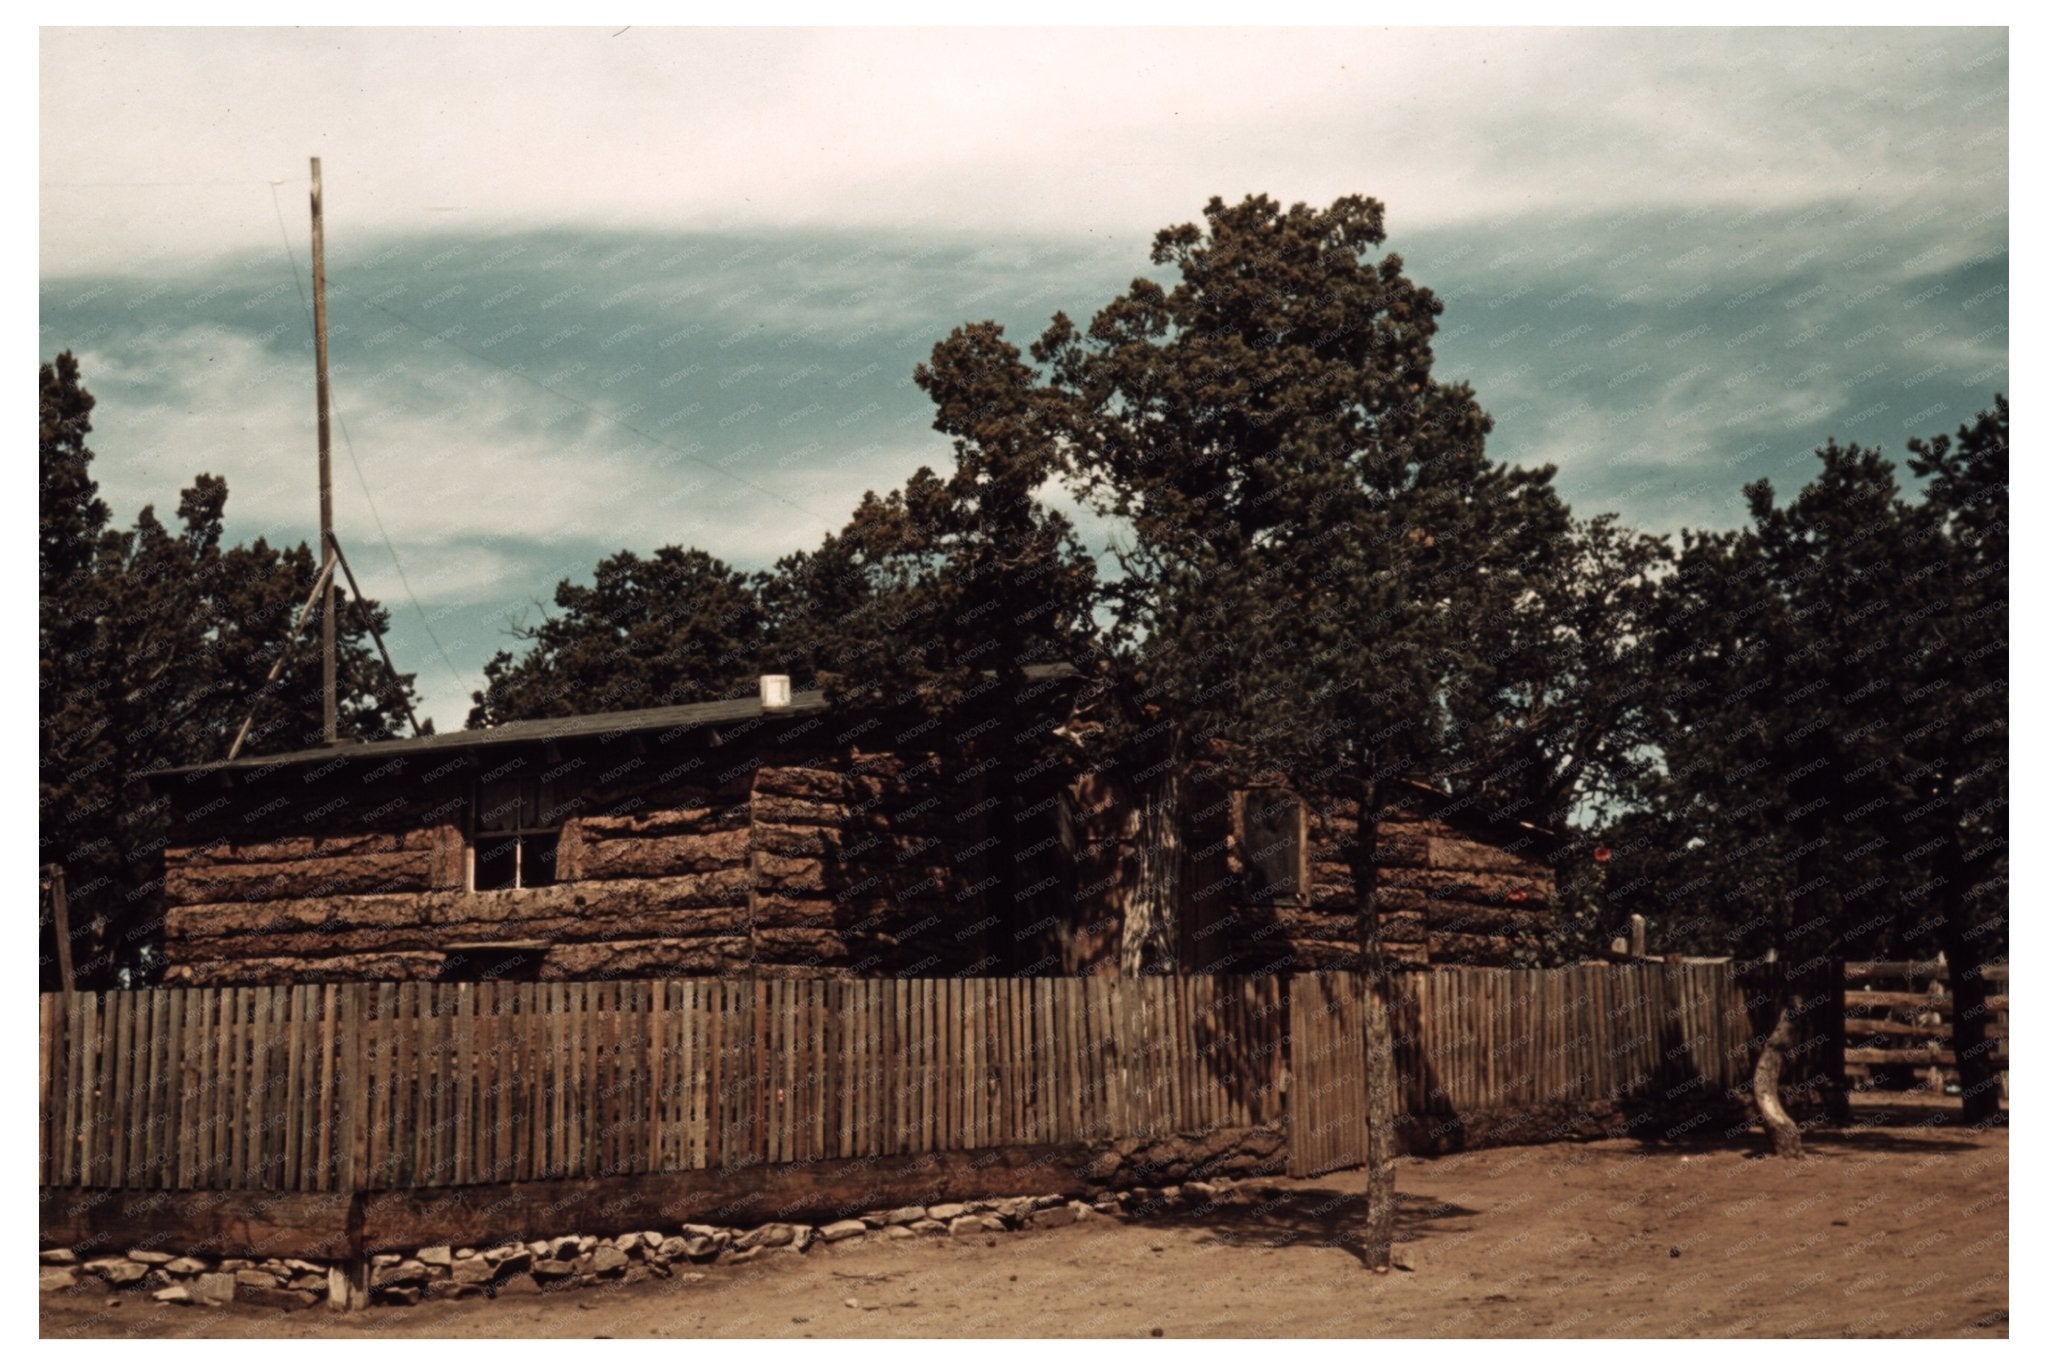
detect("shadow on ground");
top-left (1139, 1184), bottom-right (1478, 1267)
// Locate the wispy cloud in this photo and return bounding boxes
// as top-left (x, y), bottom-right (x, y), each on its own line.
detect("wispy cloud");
top-left (39, 27), bottom-right (2008, 729)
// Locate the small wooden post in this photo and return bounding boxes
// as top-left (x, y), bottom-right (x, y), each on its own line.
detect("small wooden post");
top-left (328, 983), bottom-right (369, 1310)
top-left (1628, 914), bottom-right (1647, 959)
top-left (44, 865), bottom-right (75, 999)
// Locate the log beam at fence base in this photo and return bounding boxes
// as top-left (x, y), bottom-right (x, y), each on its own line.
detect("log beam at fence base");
top-left (356, 1144), bottom-right (1095, 1254)
top-left (39, 1188), bottom-right (356, 1262)
top-left (1391, 1096), bottom-right (1752, 1156)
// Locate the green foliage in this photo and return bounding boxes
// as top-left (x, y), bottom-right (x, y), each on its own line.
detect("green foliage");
top-left (1610, 399), bottom-right (2008, 977)
top-left (1036, 194), bottom-right (1569, 807)
top-left (38, 353), bottom-right (420, 987)
top-left (469, 547), bottom-right (769, 725)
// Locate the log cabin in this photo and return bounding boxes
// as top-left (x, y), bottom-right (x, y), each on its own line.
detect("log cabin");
top-left (149, 672), bottom-right (1557, 986)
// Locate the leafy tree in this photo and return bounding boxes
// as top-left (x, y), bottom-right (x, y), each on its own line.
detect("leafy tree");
top-left (38, 353), bottom-right (420, 987)
top-left (1015, 193), bottom-right (1568, 1267)
top-left (1443, 513), bottom-right (1673, 963)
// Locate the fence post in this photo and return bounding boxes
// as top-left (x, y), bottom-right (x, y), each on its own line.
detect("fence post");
top-left (1822, 956), bottom-right (1849, 1124)
top-left (329, 982), bottom-right (370, 1310)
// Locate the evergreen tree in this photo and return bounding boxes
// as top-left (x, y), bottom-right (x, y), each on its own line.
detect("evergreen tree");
top-left (469, 546), bottom-right (768, 725)
top-left (38, 354), bottom-right (420, 987)
top-left (1633, 404), bottom-right (2008, 1149)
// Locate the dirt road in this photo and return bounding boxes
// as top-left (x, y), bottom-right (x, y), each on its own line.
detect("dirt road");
top-left (41, 1125), bottom-right (2007, 1338)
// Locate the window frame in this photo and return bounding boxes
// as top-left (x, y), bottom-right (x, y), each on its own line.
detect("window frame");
top-left (468, 774), bottom-right (563, 892)
top-left (1236, 785), bottom-right (1309, 909)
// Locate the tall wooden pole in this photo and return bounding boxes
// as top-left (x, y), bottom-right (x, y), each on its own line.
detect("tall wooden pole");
top-left (310, 156), bottom-right (338, 745)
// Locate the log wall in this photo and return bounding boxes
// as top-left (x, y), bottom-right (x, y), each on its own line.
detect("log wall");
top-left (1185, 784), bottom-right (1554, 974)
top-left (161, 740), bottom-right (1555, 984)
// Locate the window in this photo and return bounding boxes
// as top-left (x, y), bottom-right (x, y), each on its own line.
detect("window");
top-left (1239, 788), bottom-right (1306, 907)
top-left (471, 775), bottom-right (561, 890)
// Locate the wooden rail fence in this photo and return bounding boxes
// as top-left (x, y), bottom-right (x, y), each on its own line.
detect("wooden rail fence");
top-left (1841, 960), bottom-right (2010, 1109)
top-left (41, 963), bottom-right (1772, 1196)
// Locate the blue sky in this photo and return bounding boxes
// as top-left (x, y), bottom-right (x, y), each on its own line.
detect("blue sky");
top-left (39, 26), bottom-right (2009, 732)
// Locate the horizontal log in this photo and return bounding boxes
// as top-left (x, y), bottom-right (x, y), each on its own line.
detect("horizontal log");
top-left (1425, 835), bottom-right (1545, 877)
top-left (1370, 886), bottom-right (1556, 922)
top-left (752, 825), bottom-right (945, 862)
top-left (160, 952), bottom-right (446, 987)
top-left (1844, 1064), bottom-right (1947, 1080)
top-left (1427, 932), bottom-right (1524, 967)
top-left (163, 850), bottom-right (436, 907)
top-left (1376, 866), bottom-right (1552, 907)
top-left (1844, 990), bottom-right (1954, 1011)
top-left (750, 794), bottom-right (855, 828)
top-left (752, 764), bottom-right (852, 803)
top-left (163, 905), bottom-right (784, 962)
top-left (166, 871), bottom-right (756, 943)
top-left (1370, 833), bottom-right (1430, 867)
top-left (1282, 940), bottom-right (1364, 972)
top-left (576, 826), bottom-right (750, 880)
top-left (750, 928), bottom-right (858, 966)
top-left (40, 1188), bottom-right (355, 1260)
top-left (570, 800), bottom-right (748, 840)
top-left (1844, 960), bottom-right (1947, 982)
top-left (165, 829), bottom-right (441, 869)
top-left (1418, 904), bottom-right (1551, 937)
top-left (540, 937), bottom-right (750, 978)
top-left (1844, 1016), bottom-right (1948, 1038)
top-left (1846, 1046), bottom-right (1957, 1066)
top-left (1381, 912), bottom-right (1427, 946)
top-left (358, 1143), bottom-right (1096, 1254)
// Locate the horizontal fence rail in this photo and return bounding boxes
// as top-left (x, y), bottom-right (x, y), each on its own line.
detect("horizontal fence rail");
top-left (40, 964), bottom-right (1773, 1195)
top-left (1839, 960), bottom-right (2009, 1107)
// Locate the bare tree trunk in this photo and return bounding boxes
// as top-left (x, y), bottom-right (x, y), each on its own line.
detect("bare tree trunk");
top-left (1935, 828), bottom-right (2002, 1125)
top-left (1753, 983), bottom-right (1804, 1158)
top-left (1120, 735), bottom-right (1183, 977)
top-left (1350, 766), bottom-right (1397, 1271)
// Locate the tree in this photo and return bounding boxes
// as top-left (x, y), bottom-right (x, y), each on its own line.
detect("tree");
top-left (1021, 194), bottom-right (1568, 1266)
top-left (1902, 397), bottom-right (2008, 1122)
top-left (38, 353), bottom-right (420, 987)
top-left (469, 547), bottom-right (768, 726)
top-left (1641, 408), bottom-right (2008, 1152)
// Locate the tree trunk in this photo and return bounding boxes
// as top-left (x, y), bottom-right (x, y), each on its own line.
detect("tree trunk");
top-left (1936, 828), bottom-right (2001, 1124)
top-left (1120, 731), bottom-right (1183, 977)
top-left (1350, 767), bottom-right (1397, 1271)
top-left (1752, 982), bottom-right (1804, 1158)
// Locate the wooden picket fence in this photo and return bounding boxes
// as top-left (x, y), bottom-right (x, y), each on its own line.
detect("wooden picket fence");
top-left (40, 963), bottom-right (1771, 1195)
top-left (38, 975), bottom-right (1285, 1193)
top-left (1286, 962), bottom-right (1756, 1175)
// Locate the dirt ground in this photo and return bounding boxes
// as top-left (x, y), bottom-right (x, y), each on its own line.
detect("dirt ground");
top-left (41, 1125), bottom-right (2007, 1339)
